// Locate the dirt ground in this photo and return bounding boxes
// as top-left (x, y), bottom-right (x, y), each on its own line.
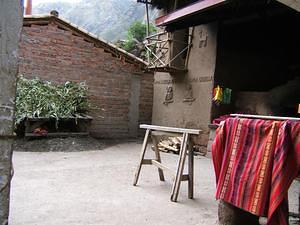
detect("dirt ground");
top-left (9, 138), bottom-right (219, 225)
top-left (13, 137), bottom-right (108, 152)
top-left (9, 138), bottom-right (300, 225)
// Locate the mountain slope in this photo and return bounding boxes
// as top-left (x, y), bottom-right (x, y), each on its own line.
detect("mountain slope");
top-left (33, 0), bottom-right (157, 42)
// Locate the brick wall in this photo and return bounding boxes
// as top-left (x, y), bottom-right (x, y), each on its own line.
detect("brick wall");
top-left (138, 74), bottom-right (154, 135)
top-left (18, 21), bottom-right (153, 138)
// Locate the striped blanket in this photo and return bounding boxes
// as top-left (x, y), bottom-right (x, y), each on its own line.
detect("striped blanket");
top-left (212, 118), bottom-right (300, 225)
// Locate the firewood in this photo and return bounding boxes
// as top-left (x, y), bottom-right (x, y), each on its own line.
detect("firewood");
top-left (158, 143), bottom-right (179, 152)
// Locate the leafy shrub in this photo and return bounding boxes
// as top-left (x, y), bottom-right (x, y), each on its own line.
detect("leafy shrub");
top-left (15, 76), bottom-right (90, 125)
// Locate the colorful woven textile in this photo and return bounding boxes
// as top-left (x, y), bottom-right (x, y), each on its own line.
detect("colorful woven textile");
top-left (212, 117), bottom-right (300, 225)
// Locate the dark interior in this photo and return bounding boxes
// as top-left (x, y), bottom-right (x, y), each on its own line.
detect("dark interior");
top-left (212, 8), bottom-right (300, 120)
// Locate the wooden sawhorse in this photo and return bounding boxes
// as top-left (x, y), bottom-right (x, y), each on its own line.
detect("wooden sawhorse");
top-left (133, 124), bottom-right (201, 202)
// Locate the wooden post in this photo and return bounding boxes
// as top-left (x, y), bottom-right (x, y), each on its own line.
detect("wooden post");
top-left (171, 133), bottom-right (188, 202)
top-left (25, 0), bottom-right (32, 15)
top-left (133, 129), bottom-right (150, 186)
top-left (151, 135), bottom-right (165, 181)
top-left (145, 1), bottom-right (151, 63)
top-left (188, 137), bottom-right (194, 199)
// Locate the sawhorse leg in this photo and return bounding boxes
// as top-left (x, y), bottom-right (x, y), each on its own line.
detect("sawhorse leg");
top-left (133, 129), bottom-right (150, 186)
top-left (151, 135), bottom-right (165, 181)
top-left (171, 133), bottom-right (189, 202)
top-left (188, 138), bottom-right (194, 199)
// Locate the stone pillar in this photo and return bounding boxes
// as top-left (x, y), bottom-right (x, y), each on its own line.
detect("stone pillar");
top-left (218, 200), bottom-right (260, 225)
top-left (0, 0), bottom-right (22, 224)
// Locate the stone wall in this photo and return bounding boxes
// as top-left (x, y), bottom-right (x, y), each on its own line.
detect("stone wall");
top-left (18, 22), bottom-right (153, 138)
top-left (0, 0), bottom-right (22, 223)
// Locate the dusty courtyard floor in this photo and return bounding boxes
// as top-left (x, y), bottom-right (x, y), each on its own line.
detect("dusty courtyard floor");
top-left (9, 140), bottom-right (300, 225)
top-left (9, 141), bottom-right (218, 225)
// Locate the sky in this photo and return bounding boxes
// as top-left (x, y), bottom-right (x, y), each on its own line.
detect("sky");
top-left (30, 0), bottom-right (82, 7)
top-left (30, 0), bottom-right (136, 6)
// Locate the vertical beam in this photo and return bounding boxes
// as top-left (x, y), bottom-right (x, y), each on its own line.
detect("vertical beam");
top-left (25, 0), bottom-right (32, 15)
top-left (145, 2), bottom-right (150, 37)
top-left (174, 0), bottom-right (179, 10)
top-left (188, 137), bottom-right (194, 199)
top-left (133, 129), bottom-right (150, 186)
top-left (171, 133), bottom-right (188, 202)
top-left (0, 0), bottom-right (22, 224)
top-left (145, 2), bottom-right (151, 63)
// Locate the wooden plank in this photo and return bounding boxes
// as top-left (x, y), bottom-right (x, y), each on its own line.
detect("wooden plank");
top-left (158, 142), bottom-right (179, 152)
top-left (140, 124), bottom-right (201, 135)
top-left (147, 66), bottom-right (188, 73)
top-left (151, 131), bottom-right (181, 137)
top-left (133, 129), bottom-right (150, 186)
top-left (171, 133), bottom-right (188, 202)
top-left (142, 159), bottom-right (153, 165)
top-left (230, 114), bottom-right (300, 121)
top-left (151, 160), bottom-right (173, 174)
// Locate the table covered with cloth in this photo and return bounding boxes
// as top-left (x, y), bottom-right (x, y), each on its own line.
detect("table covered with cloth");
top-left (212, 117), bottom-right (300, 225)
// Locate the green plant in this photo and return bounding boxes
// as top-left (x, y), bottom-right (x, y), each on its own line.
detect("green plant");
top-left (119, 21), bottom-right (157, 55)
top-left (128, 21), bottom-right (156, 42)
top-left (15, 75), bottom-right (90, 126)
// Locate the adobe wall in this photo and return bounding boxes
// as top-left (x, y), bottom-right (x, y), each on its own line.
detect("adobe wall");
top-left (152, 23), bottom-right (218, 145)
top-left (19, 22), bottom-right (153, 138)
top-left (0, 0), bottom-right (22, 223)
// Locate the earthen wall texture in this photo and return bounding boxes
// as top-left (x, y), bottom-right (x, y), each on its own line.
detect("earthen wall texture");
top-left (0, 1), bottom-right (23, 223)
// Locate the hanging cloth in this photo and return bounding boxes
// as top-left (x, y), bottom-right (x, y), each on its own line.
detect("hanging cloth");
top-left (212, 117), bottom-right (300, 225)
top-left (222, 88), bottom-right (232, 104)
top-left (213, 85), bottom-right (223, 104)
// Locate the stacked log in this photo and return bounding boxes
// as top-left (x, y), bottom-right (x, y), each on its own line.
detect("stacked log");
top-left (156, 137), bottom-right (183, 153)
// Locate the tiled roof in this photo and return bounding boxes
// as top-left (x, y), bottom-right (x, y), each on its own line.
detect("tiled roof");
top-left (23, 14), bottom-right (148, 68)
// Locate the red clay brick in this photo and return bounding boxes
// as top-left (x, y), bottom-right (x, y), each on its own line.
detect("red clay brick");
top-left (19, 22), bottom-right (153, 138)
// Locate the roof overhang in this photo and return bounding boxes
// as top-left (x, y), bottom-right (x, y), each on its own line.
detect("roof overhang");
top-left (155, 0), bottom-right (228, 26)
top-left (154, 0), bottom-right (299, 30)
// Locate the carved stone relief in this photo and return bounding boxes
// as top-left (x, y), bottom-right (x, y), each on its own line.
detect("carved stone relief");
top-left (183, 83), bottom-right (195, 104)
top-left (199, 28), bottom-right (208, 48)
top-left (163, 85), bottom-right (174, 105)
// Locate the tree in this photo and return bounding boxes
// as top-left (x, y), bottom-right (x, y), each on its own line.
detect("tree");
top-left (118, 21), bottom-right (156, 58)
top-left (128, 21), bottom-right (156, 42)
